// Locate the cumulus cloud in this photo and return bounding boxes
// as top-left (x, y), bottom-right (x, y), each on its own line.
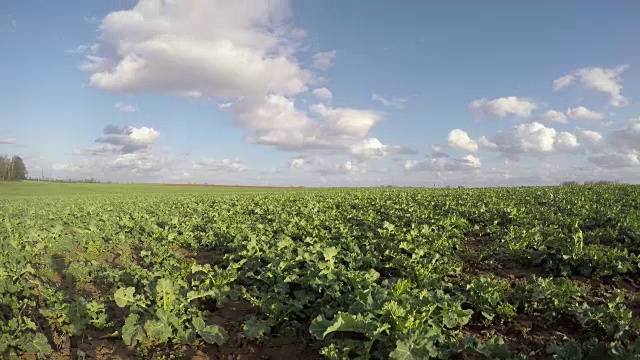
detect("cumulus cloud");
top-left (312, 87), bottom-right (332, 100)
top-left (96, 125), bottom-right (160, 153)
top-left (348, 138), bottom-right (414, 160)
top-left (288, 157), bottom-right (307, 169)
top-left (430, 145), bottom-right (449, 158)
top-left (553, 65), bottom-right (630, 107)
top-left (312, 50), bottom-right (336, 70)
top-left (469, 96), bottom-right (538, 118)
top-left (349, 138), bottom-right (389, 159)
top-left (114, 101), bottom-right (139, 112)
top-left (83, 0), bottom-right (313, 97)
top-left (0, 138), bottom-right (17, 144)
top-left (371, 93), bottom-right (410, 109)
top-left (405, 154), bottom-right (481, 172)
top-left (574, 128), bottom-right (604, 153)
top-left (221, 95), bottom-right (310, 131)
top-left (552, 75), bottom-right (574, 92)
top-left (67, 43), bottom-right (100, 55)
top-left (52, 162), bottom-right (96, 174)
top-left (484, 122), bottom-right (580, 158)
top-left (55, 150), bottom-right (174, 176)
top-left (448, 129), bottom-right (478, 152)
top-left (80, 1), bottom-right (399, 164)
top-left (537, 110), bottom-right (567, 123)
top-left (287, 154), bottom-right (324, 169)
top-left (588, 152), bottom-right (639, 168)
top-left (316, 160), bottom-right (366, 176)
top-left (310, 103), bottom-right (383, 138)
top-left (566, 106), bottom-right (605, 121)
top-left (477, 136), bottom-right (498, 149)
top-left (609, 121), bottom-right (640, 152)
top-left (193, 158), bottom-right (247, 172)
top-left (110, 152), bottom-right (173, 174)
top-left (72, 144), bottom-right (122, 156)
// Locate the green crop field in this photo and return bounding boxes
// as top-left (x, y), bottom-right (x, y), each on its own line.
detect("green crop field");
top-left (1, 182), bottom-right (640, 359)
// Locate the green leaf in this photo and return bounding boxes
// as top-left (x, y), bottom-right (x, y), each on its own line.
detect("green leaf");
top-left (311, 312), bottom-right (369, 340)
top-left (193, 317), bottom-right (228, 345)
top-left (23, 333), bottom-right (52, 357)
top-left (389, 340), bottom-right (419, 360)
top-left (175, 328), bottom-right (196, 345)
top-left (144, 319), bottom-right (172, 343)
top-left (156, 278), bottom-right (176, 311)
top-left (242, 317), bottom-right (271, 340)
top-left (322, 247), bottom-right (339, 262)
top-left (309, 315), bottom-right (333, 340)
top-left (442, 308), bottom-right (473, 328)
top-left (325, 313), bottom-right (364, 334)
top-left (114, 287), bottom-right (136, 308)
top-left (121, 313), bottom-right (146, 346)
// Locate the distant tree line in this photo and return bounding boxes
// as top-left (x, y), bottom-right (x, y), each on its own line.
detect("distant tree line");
top-left (0, 155), bottom-right (27, 181)
top-left (560, 180), bottom-right (622, 186)
top-left (28, 176), bottom-right (108, 184)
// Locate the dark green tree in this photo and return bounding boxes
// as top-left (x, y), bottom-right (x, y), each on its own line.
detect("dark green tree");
top-left (0, 155), bottom-right (28, 181)
top-left (11, 156), bottom-right (27, 180)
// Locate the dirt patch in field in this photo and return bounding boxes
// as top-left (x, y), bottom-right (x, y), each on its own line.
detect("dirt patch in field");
top-left (501, 313), bottom-right (582, 358)
top-left (179, 248), bottom-right (226, 266)
top-left (462, 313), bottom-right (582, 359)
top-left (460, 236), bottom-right (545, 279)
top-left (197, 299), bottom-right (322, 360)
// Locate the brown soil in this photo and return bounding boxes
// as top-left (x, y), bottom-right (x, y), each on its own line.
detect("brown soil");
top-left (460, 236), bottom-right (545, 279)
top-left (500, 313), bottom-right (582, 359)
top-left (178, 248), bottom-right (225, 266)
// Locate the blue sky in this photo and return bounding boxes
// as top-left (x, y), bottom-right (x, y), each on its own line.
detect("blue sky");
top-left (2, 0), bottom-right (639, 186)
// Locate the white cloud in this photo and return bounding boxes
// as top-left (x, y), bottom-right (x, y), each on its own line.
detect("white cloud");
top-left (221, 95), bottom-right (310, 131)
top-left (316, 160), bottom-right (366, 175)
top-left (430, 145), bottom-right (449, 158)
top-left (448, 129), bottom-right (478, 152)
top-left (81, 1), bottom-right (396, 164)
top-left (111, 152), bottom-right (173, 174)
top-left (0, 138), bottom-right (17, 144)
top-left (72, 144), bottom-right (122, 156)
top-left (192, 158), bottom-right (247, 172)
top-left (537, 110), bottom-right (567, 123)
top-left (478, 136), bottom-right (498, 149)
top-left (52, 162), bottom-right (95, 173)
top-left (84, 0), bottom-right (314, 97)
top-left (312, 87), bottom-right (333, 100)
top-left (609, 121), bottom-right (640, 152)
top-left (552, 75), bottom-right (575, 91)
top-left (566, 106), bottom-right (605, 120)
top-left (405, 154), bottom-right (481, 172)
top-left (310, 103), bottom-right (383, 138)
top-left (67, 43), bottom-right (100, 55)
top-left (371, 93), bottom-right (410, 109)
top-left (96, 125), bottom-right (160, 153)
top-left (555, 132), bottom-right (580, 152)
top-left (588, 152), bottom-right (639, 168)
top-left (349, 138), bottom-right (389, 159)
top-left (56, 150), bottom-right (174, 176)
top-left (553, 65), bottom-right (630, 107)
top-left (469, 96), bottom-right (538, 118)
top-left (575, 128), bottom-right (604, 152)
top-left (487, 122), bottom-right (580, 158)
top-left (287, 154), bottom-right (323, 169)
top-left (114, 101), bottom-right (139, 112)
top-left (288, 157), bottom-right (307, 169)
top-left (312, 50), bottom-right (336, 70)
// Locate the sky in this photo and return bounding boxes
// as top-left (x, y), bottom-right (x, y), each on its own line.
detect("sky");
top-left (1, 0), bottom-right (640, 187)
